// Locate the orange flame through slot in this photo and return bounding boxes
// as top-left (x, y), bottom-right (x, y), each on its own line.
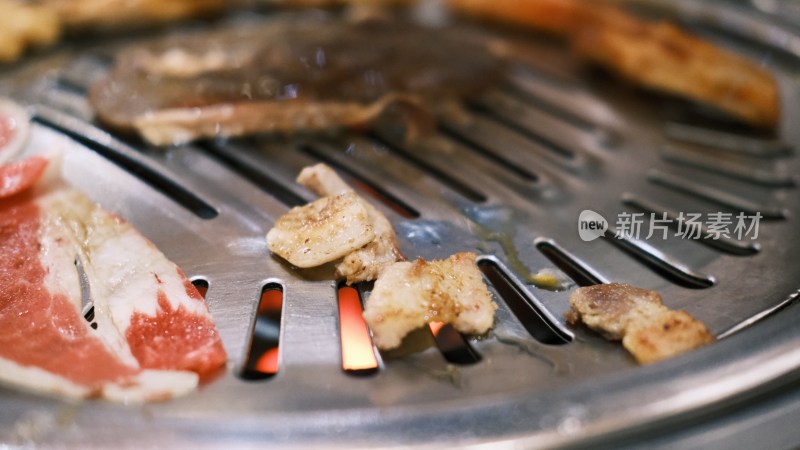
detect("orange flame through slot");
top-left (255, 289), bottom-right (282, 375)
top-left (255, 347), bottom-right (280, 374)
top-left (238, 287), bottom-right (283, 380)
top-left (338, 286), bottom-right (378, 372)
top-left (259, 289), bottom-right (283, 316)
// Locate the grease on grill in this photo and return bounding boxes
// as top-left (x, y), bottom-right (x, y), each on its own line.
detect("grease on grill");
top-left (90, 17), bottom-right (504, 145)
top-left (535, 240), bottom-right (606, 287)
top-left (478, 258), bottom-right (571, 345)
top-left (467, 205), bottom-right (572, 291)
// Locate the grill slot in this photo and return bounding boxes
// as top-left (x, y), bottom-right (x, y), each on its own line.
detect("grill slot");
top-left (338, 286), bottom-right (380, 375)
top-left (437, 123), bottom-right (541, 182)
top-left (191, 278), bottom-right (210, 297)
top-left (648, 170), bottom-right (788, 219)
top-left (474, 89), bottom-right (604, 158)
top-left (439, 109), bottom-right (595, 180)
top-left (469, 104), bottom-right (577, 161)
top-left (535, 239), bottom-right (608, 286)
top-left (664, 122), bottom-right (790, 157)
top-left (430, 323), bottom-right (482, 365)
top-left (660, 145), bottom-right (796, 188)
top-left (623, 193), bottom-right (761, 256)
top-left (201, 141), bottom-right (308, 208)
top-left (501, 82), bottom-right (597, 134)
top-left (507, 68), bottom-right (620, 131)
top-left (478, 257), bottom-right (572, 345)
top-left (299, 143), bottom-right (421, 219)
top-left (32, 112), bottom-right (219, 220)
top-left (368, 132), bottom-right (489, 203)
top-left (55, 77), bottom-right (89, 96)
top-left (240, 284), bottom-right (284, 381)
top-left (602, 229), bottom-right (715, 289)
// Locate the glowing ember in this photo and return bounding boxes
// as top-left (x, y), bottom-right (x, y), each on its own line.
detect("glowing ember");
top-left (338, 286), bottom-right (378, 372)
top-left (430, 322), bottom-right (481, 365)
top-left (255, 347), bottom-right (280, 374)
top-left (429, 322), bottom-right (445, 336)
top-left (241, 287), bottom-right (282, 379)
top-left (259, 289), bottom-right (283, 315)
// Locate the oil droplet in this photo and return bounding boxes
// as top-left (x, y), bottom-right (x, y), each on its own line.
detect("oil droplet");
top-left (464, 205), bottom-right (571, 291)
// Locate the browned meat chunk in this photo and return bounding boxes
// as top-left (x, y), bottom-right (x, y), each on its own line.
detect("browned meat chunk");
top-left (363, 253), bottom-right (497, 350)
top-left (566, 283), bottom-right (714, 364)
top-left (296, 163), bottom-right (405, 284)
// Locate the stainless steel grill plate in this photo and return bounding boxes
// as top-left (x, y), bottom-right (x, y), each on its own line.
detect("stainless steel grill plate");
top-left (1, 1), bottom-right (800, 447)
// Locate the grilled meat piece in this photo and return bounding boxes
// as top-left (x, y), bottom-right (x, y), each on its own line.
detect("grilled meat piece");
top-left (0, 155), bottom-right (226, 402)
top-left (566, 283), bottom-right (714, 364)
top-left (267, 191), bottom-right (376, 269)
top-left (448, 0), bottom-right (780, 128)
top-left (296, 163), bottom-right (405, 284)
top-left (269, 165), bottom-right (495, 348)
top-left (573, 17), bottom-right (779, 128)
top-left (132, 94), bottom-right (430, 147)
top-left (363, 253), bottom-right (497, 350)
top-left (0, 1), bottom-right (61, 63)
top-left (296, 163), bottom-right (353, 196)
top-left (89, 17), bottom-right (503, 145)
top-left (35, 0), bottom-right (228, 30)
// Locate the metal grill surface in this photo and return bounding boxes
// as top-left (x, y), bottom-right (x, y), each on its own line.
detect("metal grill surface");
top-left (1, 1), bottom-right (800, 447)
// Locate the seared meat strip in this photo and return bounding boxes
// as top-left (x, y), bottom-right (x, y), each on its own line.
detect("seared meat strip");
top-left (572, 15), bottom-right (779, 128)
top-left (448, 0), bottom-right (780, 128)
top-left (89, 17), bottom-right (503, 145)
top-left (566, 283), bottom-right (714, 364)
